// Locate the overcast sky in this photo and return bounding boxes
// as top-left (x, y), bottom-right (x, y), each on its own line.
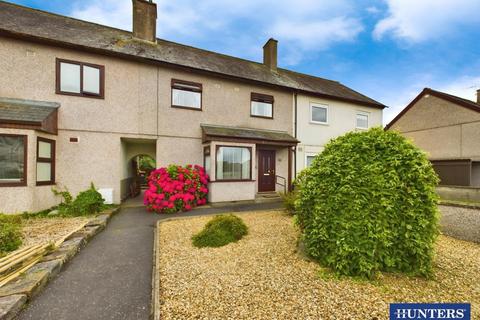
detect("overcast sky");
top-left (9, 0), bottom-right (480, 124)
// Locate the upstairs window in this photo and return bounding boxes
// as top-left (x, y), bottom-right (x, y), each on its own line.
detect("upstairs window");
top-left (251, 93), bottom-right (273, 118)
top-left (56, 58), bottom-right (104, 98)
top-left (0, 134), bottom-right (27, 187)
top-left (171, 79), bottom-right (202, 110)
top-left (36, 137), bottom-right (55, 185)
top-left (356, 112), bottom-right (369, 129)
top-left (310, 103), bottom-right (328, 124)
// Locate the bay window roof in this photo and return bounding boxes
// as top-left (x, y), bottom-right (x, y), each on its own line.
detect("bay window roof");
top-left (201, 124), bottom-right (298, 146)
top-left (0, 97), bottom-right (60, 134)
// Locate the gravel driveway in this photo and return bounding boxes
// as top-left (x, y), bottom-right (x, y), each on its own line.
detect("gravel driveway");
top-left (156, 211), bottom-right (480, 319)
top-left (439, 205), bottom-right (480, 243)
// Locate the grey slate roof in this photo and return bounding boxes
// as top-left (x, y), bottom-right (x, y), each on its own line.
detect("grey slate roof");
top-left (0, 1), bottom-right (385, 109)
top-left (201, 124), bottom-right (298, 144)
top-left (0, 97), bottom-right (59, 123)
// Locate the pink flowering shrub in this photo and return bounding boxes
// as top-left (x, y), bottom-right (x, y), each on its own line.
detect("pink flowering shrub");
top-left (144, 164), bottom-right (209, 213)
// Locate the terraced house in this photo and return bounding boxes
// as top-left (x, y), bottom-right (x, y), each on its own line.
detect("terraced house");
top-left (0, 0), bottom-right (385, 213)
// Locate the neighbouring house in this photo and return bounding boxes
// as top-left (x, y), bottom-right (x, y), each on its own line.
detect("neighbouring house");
top-left (386, 88), bottom-right (480, 187)
top-left (294, 92), bottom-right (383, 173)
top-left (0, 0), bottom-right (385, 213)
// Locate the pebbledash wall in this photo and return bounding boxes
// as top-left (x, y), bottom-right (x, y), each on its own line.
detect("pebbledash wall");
top-left (0, 128), bottom-right (57, 213)
top-left (295, 94), bottom-right (383, 174)
top-left (388, 94), bottom-right (480, 159)
top-left (0, 36), bottom-right (293, 213)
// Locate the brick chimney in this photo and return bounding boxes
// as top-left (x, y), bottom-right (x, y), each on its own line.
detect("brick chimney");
top-left (132, 0), bottom-right (157, 42)
top-left (477, 89), bottom-right (480, 104)
top-left (263, 38), bottom-right (278, 71)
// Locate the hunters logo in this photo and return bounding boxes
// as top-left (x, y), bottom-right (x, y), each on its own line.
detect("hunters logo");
top-left (390, 303), bottom-right (471, 320)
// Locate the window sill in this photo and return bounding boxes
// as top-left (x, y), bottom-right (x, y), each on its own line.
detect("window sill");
top-left (250, 115), bottom-right (273, 119)
top-left (36, 182), bottom-right (56, 186)
top-left (171, 105), bottom-right (202, 111)
top-left (0, 182), bottom-right (27, 187)
top-left (56, 91), bottom-right (104, 99)
top-left (310, 121), bottom-right (329, 126)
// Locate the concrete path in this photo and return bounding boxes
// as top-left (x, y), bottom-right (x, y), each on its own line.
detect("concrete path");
top-left (17, 200), bottom-right (282, 320)
top-left (439, 204), bottom-right (480, 243)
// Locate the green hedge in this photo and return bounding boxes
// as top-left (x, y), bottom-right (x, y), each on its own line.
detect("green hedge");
top-left (192, 214), bottom-right (248, 248)
top-left (0, 215), bottom-right (22, 255)
top-left (295, 128), bottom-right (439, 278)
top-left (56, 183), bottom-right (105, 216)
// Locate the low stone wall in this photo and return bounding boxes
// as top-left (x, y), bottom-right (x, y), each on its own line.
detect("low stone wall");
top-left (0, 207), bottom-right (120, 320)
top-left (437, 186), bottom-right (480, 202)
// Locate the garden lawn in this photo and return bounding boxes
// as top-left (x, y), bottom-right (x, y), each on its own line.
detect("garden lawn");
top-left (157, 211), bottom-right (480, 320)
top-left (20, 216), bottom-right (90, 248)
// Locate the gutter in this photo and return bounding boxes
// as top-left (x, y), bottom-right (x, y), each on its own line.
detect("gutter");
top-left (293, 92), bottom-right (298, 181)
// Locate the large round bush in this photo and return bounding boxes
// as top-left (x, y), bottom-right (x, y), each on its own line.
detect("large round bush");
top-left (295, 128), bottom-right (439, 278)
top-left (144, 164), bottom-right (208, 213)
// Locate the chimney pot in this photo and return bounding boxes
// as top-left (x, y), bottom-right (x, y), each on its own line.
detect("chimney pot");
top-left (477, 89), bottom-right (480, 104)
top-left (132, 0), bottom-right (157, 42)
top-left (263, 38), bottom-right (278, 71)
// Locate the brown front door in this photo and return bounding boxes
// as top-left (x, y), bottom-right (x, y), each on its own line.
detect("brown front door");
top-left (258, 150), bottom-right (276, 192)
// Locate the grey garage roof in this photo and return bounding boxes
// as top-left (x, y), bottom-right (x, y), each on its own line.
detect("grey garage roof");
top-left (0, 97), bottom-right (59, 124)
top-left (0, 1), bottom-right (386, 109)
top-left (201, 124), bottom-right (299, 145)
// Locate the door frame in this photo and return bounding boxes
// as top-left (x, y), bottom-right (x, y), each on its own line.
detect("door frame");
top-left (258, 149), bottom-right (276, 192)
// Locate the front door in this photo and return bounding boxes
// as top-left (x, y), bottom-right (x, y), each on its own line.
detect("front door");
top-left (258, 150), bottom-right (276, 192)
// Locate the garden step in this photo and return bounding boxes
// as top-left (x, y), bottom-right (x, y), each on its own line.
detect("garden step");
top-left (85, 215), bottom-right (109, 228)
top-left (0, 294), bottom-right (27, 320)
top-left (65, 225), bottom-right (103, 242)
top-left (0, 266), bottom-right (49, 299)
top-left (0, 260), bottom-right (63, 299)
top-left (41, 246), bottom-right (77, 264)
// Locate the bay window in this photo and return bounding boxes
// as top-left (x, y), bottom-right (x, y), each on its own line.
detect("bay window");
top-left (251, 93), bottom-right (273, 118)
top-left (171, 79), bottom-right (202, 110)
top-left (203, 146), bottom-right (211, 176)
top-left (0, 134), bottom-right (27, 186)
top-left (216, 146), bottom-right (251, 181)
top-left (36, 137), bottom-right (55, 185)
top-left (56, 58), bottom-right (104, 98)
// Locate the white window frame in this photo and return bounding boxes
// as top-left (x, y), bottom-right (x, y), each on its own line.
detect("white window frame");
top-left (310, 103), bottom-right (329, 125)
top-left (355, 111), bottom-right (369, 130)
top-left (305, 153), bottom-right (317, 168)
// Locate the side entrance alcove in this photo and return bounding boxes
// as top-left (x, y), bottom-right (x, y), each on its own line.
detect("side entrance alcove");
top-left (120, 138), bottom-right (156, 201)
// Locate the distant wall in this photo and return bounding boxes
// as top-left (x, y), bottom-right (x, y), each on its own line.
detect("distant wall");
top-left (437, 186), bottom-right (480, 202)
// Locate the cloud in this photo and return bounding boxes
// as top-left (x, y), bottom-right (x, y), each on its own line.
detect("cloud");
top-left (436, 76), bottom-right (480, 102)
top-left (366, 6), bottom-right (380, 14)
top-left (373, 0), bottom-right (480, 42)
top-left (270, 16), bottom-right (363, 50)
top-left (70, 0), bottom-right (131, 31)
top-left (69, 0), bottom-right (365, 65)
